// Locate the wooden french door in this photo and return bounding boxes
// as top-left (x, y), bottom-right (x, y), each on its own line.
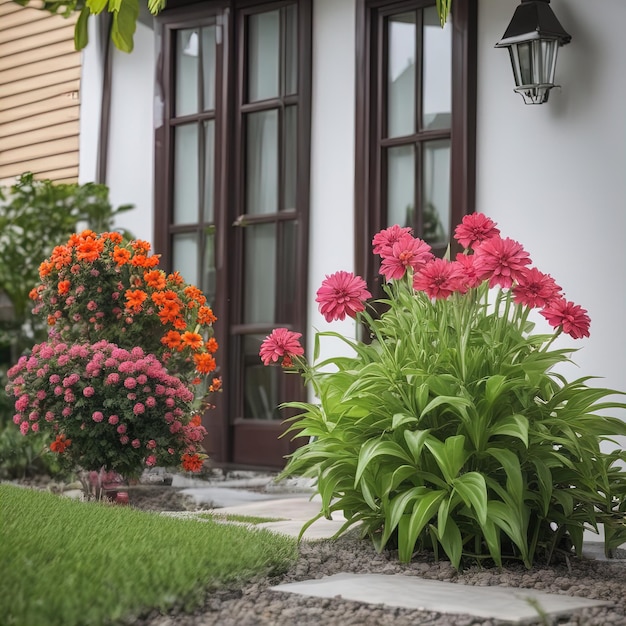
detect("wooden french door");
top-left (155, 0), bottom-right (311, 468)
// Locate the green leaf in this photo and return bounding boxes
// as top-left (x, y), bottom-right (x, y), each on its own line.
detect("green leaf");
top-left (424, 435), bottom-right (467, 483)
top-left (421, 395), bottom-right (472, 419)
top-left (74, 6), bottom-right (90, 50)
top-left (354, 439), bottom-right (413, 488)
top-left (485, 447), bottom-right (524, 509)
top-left (487, 413), bottom-right (529, 447)
top-left (397, 490), bottom-right (447, 562)
top-left (437, 516), bottom-right (463, 569)
top-left (403, 429), bottom-right (431, 464)
top-left (111, 0), bottom-right (139, 53)
top-left (487, 500), bottom-right (530, 567)
top-left (452, 472), bottom-right (487, 525)
top-left (484, 375), bottom-right (507, 406)
top-left (392, 413), bottom-right (418, 430)
top-left (86, 0), bottom-right (107, 13)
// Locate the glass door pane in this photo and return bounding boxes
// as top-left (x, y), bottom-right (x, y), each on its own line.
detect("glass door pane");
top-left (387, 144), bottom-right (415, 228)
top-left (422, 139), bottom-right (451, 245)
top-left (422, 6), bottom-right (451, 130)
top-left (172, 232), bottom-right (198, 286)
top-left (173, 123), bottom-right (199, 224)
top-left (243, 223), bottom-right (277, 324)
top-left (246, 110), bottom-right (279, 215)
top-left (176, 29), bottom-right (199, 116)
top-left (387, 12), bottom-right (416, 138)
top-left (248, 10), bottom-right (280, 102)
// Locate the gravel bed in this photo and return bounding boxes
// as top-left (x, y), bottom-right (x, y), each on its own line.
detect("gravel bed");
top-left (11, 478), bottom-right (626, 625)
top-left (135, 531), bottom-right (626, 626)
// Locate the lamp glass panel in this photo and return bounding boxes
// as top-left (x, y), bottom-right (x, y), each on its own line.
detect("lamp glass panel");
top-left (517, 41), bottom-right (533, 86)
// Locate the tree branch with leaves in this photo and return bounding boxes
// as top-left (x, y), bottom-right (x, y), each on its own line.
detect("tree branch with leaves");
top-left (13, 0), bottom-right (452, 53)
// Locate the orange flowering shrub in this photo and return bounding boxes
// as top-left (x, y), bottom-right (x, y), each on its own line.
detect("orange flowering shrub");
top-left (30, 231), bottom-right (219, 391)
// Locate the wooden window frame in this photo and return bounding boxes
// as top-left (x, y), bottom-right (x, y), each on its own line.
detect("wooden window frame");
top-left (354, 0), bottom-right (477, 289)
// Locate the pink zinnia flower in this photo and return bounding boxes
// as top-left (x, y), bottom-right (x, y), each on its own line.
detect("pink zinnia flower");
top-left (108, 415), bottom-right (119, 425)
top-left (454, 213), bottom-right (501, 249)
top-left (117, 424), bottom-right (127, 434)
top-left (120, 435), bottom-right (129, 445)
top-left (473, 237), bottom-right (531, 289)
top-left (83, 386), bottom-right (95, 398)
top-left (133, 403), bottom-right (145, 415)
top-left (147, 440), bottom-right (157, 450)
top-left (145, 455), bottom-right (157, 467)
top-left (540, 298), bottom-right (591, 339)
top-left (451, 253), bottom-right (482, 291)
top-left (379, 234), bottom-right (433, 281)
top-left (259, 328), bottom-right (305, 366)
top-left (20, 421), bottom-right (29, 435)
top-left (413, 259), bottom-right (462, 300)
top-left (315, 271), bottom-right (371, 322)
top-left (92, 411), bottom-right (104, 422)
top-left (131, 439), bottom-right (141, 448)
top-left (512, 267), bottom-right (562, 309)
top-left (372, 225), bottom-right (413, 257)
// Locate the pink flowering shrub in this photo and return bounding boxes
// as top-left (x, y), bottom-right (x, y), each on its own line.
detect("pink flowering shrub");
top-left (6, 340), bottom-right (207, 478)
top-left (262, 213), bottom-right (626, 569)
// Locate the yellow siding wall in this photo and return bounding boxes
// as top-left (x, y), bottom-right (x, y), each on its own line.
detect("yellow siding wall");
top-left (0, 0), bottom-right (81, 183)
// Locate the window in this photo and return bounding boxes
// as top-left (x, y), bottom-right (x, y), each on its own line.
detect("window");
top-left (155, 0), bottom-right (311, 467)
top-left (355, 0), bottom-right (476, 289)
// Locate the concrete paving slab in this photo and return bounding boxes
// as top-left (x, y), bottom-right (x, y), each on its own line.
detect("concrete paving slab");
top-left (180, 486), bottom-right (284, 508)
top-left (271, 573), bottom-right (612, 624)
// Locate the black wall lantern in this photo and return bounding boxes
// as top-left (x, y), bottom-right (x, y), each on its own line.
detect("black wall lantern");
top-left (495, 0), bottom-right (571, 104)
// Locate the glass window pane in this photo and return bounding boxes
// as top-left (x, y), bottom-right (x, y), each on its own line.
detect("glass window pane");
top-left (202, 228), bottom-right (216, 306)
top-left (248, 10), bottom-right (280, 102)
top-left (422, 7), bottom-right (452, 130)
top-left (203, 120), bottom-right (215, 222)
top-left (387, 12), bottom-right (415, 138)
top-left (279, 220), bottom-right (297, 320)
top-left (172, 232), bottom-right (198, 286)
top-left (173, 124), bottom-right (199, 225)
top-left (243, 335), bottom-right (280, 420)
top-left (246, 110), bottom-right (278, 215)
top-left (244, 223), bottom-right (276, 324)
top-left (284, 4), bottom-right (298, 96)
top-left (387, 145), bottom-right (415, 229)
top-left (202, 26), bottom-right (217, 111)
top-left (176, 29), bottom-right (199, 116)
top-left (422, 139), bottom-right (451, 245)
top-left (284, 106), bottom-right (297, 211)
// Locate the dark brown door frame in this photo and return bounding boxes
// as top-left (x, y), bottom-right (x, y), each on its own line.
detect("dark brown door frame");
top-left (154, 0), bottom-right (312, 469)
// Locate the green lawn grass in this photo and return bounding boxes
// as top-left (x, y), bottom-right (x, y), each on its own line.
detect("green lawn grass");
top-left (0, 484), bottom-right (297, 626)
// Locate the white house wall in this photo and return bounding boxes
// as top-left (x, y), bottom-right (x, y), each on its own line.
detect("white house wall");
top-left (476, 0), bottom-right (626, 401)
top-left (79, 17), bottom-right (155, 244)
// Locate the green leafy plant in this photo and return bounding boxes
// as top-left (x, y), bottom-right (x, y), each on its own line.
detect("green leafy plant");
top-left (261, 214), bottom-right (626, 569)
